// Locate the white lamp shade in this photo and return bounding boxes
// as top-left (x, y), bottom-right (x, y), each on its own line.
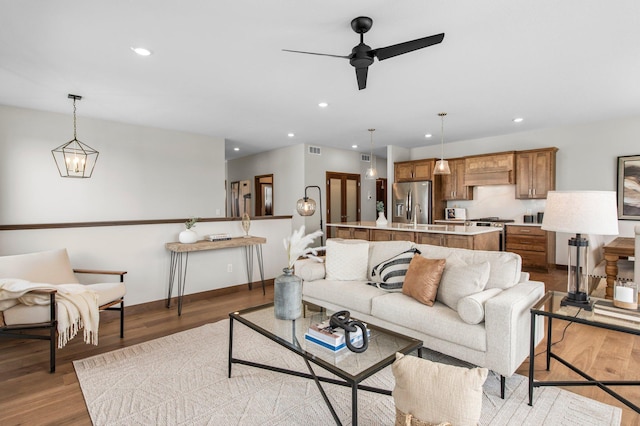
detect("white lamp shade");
top-left (541, 191), bottom-right (619, 235)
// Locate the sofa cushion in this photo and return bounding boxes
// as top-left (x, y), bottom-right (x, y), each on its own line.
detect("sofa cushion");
top-left (402, 256), bottom-right (446, 306)
top-left (370, 248), bottom-right (420, 292)
top-left (392, 353), bottom-right (487, 426)
top-left (0, 249), bottom-right (79, 285)
top-left (372, 293), bottom-right (487, 352)
top-left (367, 240), bottom-right (414, 280)
top-left (325, 239), bottom-right (369, 281)
top-left (303, 279), bottom-right (386, 315)
top-left (295, 258), bottom-right (326, 282)
top-left (414, 244), bottom-right (521, 290)
top-left (457, 288), bottom-right (503, 325)
top-left (437, 262), bottom-right (490, 312)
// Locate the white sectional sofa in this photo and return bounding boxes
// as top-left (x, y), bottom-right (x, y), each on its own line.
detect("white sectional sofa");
top-left (295, 238), bottom-right (545, 397)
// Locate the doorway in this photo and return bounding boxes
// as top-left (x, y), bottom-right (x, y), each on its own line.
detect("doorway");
top-left (254, 174), bottom-right (274, 216)
top-left (326, 172), bottom-right (361, 236)
top-left (376, 177), bottom-right (388, 214)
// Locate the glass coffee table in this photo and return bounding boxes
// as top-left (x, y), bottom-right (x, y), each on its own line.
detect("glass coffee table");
top-left (529, 291), bottom-right (640, 413)
top-left (228, 303), bottom-right (422, 426)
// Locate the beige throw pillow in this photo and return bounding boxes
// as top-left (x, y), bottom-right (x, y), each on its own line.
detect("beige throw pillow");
top-left (402, 256), bottom-right (446, 306)
top-left (392, 353), bottom-right (488, 426)
top-left (436, 261), bottom-right (491, 312)
top-left (325, 239), bottom-right (369, 281)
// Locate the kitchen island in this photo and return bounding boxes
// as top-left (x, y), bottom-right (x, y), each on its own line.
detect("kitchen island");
top-left (328, 221), bottom-right (501, 251)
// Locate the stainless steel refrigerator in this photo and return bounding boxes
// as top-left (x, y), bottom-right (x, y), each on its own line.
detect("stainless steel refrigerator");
top-left (392, 181), bottom-right (432, 224)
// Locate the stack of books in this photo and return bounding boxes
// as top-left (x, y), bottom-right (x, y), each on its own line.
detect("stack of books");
top-left (205, 233), bottom-right (232, 241)
top-left (593, 300), bottom-right (640, 323)
top-left (304, 320), bottom-right (369, 352)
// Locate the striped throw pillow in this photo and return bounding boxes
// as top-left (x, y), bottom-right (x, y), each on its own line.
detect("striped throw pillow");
top-left (369, 248), bottom-right (421, 291)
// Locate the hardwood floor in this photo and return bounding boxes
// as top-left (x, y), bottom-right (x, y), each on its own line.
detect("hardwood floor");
top-left (1, 270), bottom-right (639, 425)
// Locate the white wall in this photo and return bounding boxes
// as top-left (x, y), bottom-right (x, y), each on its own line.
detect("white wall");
top-left (408, 115), bottom-right (640, 262)
top-left (0, 219), bottom-right (290, 306)
top-left (0, 105), bottom-right (291, 306)
top-left (0, 105), bottom-right (226, 223)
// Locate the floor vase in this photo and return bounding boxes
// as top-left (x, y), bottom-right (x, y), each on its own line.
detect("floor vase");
top-left (274, 268), bottom-right (302, 320)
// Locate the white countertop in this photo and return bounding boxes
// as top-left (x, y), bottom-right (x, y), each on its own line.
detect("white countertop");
top-left (327, 221), bottom-right (502, 236)
top-left (505, 222), bottom-right (543, 227)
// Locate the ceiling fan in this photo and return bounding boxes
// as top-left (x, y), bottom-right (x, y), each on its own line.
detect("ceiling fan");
top-left (283, 16), bottom-right (445, 90)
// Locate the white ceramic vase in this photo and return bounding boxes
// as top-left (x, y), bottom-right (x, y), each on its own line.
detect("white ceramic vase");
top-left (376, 211), bottom-right (388, 227)
top-left (179, 229), bottom-right (198, 244)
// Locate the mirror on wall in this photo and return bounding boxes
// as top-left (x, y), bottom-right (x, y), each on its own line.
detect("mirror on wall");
top-left (254, 174), bottom-right (274, 216)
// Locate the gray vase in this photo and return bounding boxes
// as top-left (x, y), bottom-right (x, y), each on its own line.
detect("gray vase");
top-left (274, 267), bottom-right (302, 320)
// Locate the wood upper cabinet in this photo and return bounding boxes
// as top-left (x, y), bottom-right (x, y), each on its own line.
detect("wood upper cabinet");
top-left (395, 159), bottom-right (435, 182)
top-left (464, 152), bottom-right (515, 186)
top-left (441, 158), bottom-right (473, 201)
top-left (515, 148), bottom-right (558, 199)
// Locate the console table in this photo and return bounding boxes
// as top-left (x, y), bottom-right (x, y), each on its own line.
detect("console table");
top-left (165, 236), bottom-right (266, 315)
top-left (603, 237), bottom-right (635, 299)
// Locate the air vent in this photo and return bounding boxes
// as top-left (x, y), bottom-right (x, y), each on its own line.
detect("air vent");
top-left (308, 146), bottom-right (321, 155)
top-left (361, 153), bottom-right (371, 162)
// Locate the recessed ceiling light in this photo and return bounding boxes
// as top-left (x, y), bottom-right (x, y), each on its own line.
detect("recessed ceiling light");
top-left (233, 147), bottom-right (240, 151)
top-left (287, 133), bottom-right (295, 138)
top-left (425, 133), bottom-right (432, 138)
top-left (352, 144), bottom-right (358, 149)
top-left (318, 102), bottom-right (329, 108)
top-left (513, 117), bottom-right (524, 123)
top-left (131, 47), bottom-right (152, 56)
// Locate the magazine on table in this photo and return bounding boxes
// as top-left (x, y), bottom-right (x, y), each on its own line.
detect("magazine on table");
top-left (305, 320), bottom-right (369, 352)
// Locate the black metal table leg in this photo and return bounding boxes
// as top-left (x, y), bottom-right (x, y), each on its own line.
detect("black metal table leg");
top-left (176, 252), bottom-right (189, 316)
top-left (228, 316), bottom-right (234, 378)
top-left (167, 251), bottom-right (178, 308)
top-left (255, 244), bottom-right (265, 295)
top-left (352, 380), bottom-right (358, 425)
top-left (528, 310), bottom-right (536, 406)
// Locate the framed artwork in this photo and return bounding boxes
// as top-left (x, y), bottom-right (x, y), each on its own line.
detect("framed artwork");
top-left (617, 155), bottom-right (640, 220)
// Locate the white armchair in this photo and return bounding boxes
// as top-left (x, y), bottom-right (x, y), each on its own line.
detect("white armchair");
top-left (0, 249), bottom-right (126, 372)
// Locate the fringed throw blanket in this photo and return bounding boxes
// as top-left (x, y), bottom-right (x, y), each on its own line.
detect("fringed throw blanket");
top-left (0, 278), bottom-right (99, 348)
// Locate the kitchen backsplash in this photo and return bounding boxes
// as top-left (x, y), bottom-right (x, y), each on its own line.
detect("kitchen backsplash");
top-left (447, 185), bottom-right (547, 222)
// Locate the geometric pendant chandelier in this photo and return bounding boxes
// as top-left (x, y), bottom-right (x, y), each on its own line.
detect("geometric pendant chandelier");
top-left (51, 94), bottom-right (99, 178)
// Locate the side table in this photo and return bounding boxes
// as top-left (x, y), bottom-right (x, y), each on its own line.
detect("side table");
top-left (529, 291), bottom-right (640, 413)
top-left (165, 236), bottom-right (266, 315)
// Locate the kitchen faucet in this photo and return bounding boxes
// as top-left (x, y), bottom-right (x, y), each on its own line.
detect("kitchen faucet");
top-left (412, 203), bottom-right (422, 226)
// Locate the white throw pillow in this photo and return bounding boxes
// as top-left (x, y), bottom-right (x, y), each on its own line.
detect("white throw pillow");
top-left (457, 288), bottom-right (503, 324)
top-left (436, 262), bottom-right (490, 311)
top-left (325, 239), bottom-right (369, 281)
top-left (392, 353), bottom-right (488, 426)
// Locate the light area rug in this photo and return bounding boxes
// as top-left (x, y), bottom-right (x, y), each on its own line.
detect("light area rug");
top-left (74, 319), bottom-right (621, 425)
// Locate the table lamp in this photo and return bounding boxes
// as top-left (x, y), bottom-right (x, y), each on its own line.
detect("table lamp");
top-left (541, 191), bottom-right (619, 310)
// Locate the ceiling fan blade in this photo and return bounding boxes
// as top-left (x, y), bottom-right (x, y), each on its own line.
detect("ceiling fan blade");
top-left (373, 33), bottom-right (445, 61)
top-left (282, 49), bottom-right (349, 59)
top-left (356, 67), bottom-right (368, 90)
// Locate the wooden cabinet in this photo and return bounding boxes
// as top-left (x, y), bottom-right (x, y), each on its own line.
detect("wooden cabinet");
top-left (506, 225), bottom-right (555, 271)
top-left (370, 229), bottom-right (415, 242)
top-left (414, 231), bottom-right (499, 251)
top-left (395, 159), bottom-right (435, 182)
top-left (334, 227), bottom-right (370, 240)
top-left (515, 148), bottom-right (558, 199)
top-left (441, 158), bottom-right (473, 201)
top-left (464, 152), bottom-right (515, 186)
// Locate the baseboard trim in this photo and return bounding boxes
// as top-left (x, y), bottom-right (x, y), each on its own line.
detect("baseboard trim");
top-left (123, 279), bottom-right (274, 316)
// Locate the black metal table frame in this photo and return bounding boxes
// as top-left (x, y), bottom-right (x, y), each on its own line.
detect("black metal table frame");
top-left (228, 307), bottom-right (422, 426)
top-left (167, 243), bottom-right (264, 316)
top-left (529, 291), bottom-right (640, 413)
